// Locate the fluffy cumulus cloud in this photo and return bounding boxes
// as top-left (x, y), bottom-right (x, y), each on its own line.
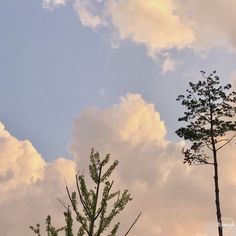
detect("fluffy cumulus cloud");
top-left (71, 94), bottom-right (236, 236)
top-left (1, 94), bottom-right (236, 235)
top-left (106, 0), bottom-right (194, 53)
top-left (0, 123), bottom-right (75, 236)
top-left (0, 123), bottom-right (45, 200)
top-left (41, 0), bottom-right (236, 64)
top-left (71, 94), bottom-right (167, 152)
top-left (42, 0), bottom-right (195, 53)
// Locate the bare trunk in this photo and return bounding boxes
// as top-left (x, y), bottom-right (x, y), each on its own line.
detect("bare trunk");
top-left (213, 150), bottom-right (223, 236)
top-left (208, 85), bottom-right (223, 236)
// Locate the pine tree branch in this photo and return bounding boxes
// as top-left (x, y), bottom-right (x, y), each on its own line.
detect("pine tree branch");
top-left (75, 174), bottom-right (92, 218)
top-left (94, 181), bottom-right (114, 221)
top-left (97, 194), bottom-right (121, 235)
top-left (89, 165), bottom-right (103, 235)
top-left (216, 138), bottom-right (230, 143)
top-left (193, 162), bottom-right (214, 166)
top-left (124, 212), bottom-right (142, 236)
top-left (66, 185), bottom-right (90, 235)
top-left (205, 142), bottom-right (214, 151)
top-left (57, 198), bottom-right (70, 210)
top-left (216, 133), bottom-right (236, 151)
top-left (189, 90), bottom-right (211, 122)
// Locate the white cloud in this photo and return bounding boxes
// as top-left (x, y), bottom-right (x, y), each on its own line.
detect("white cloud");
top-left (98, 87), bottom-right (105, 96)
top-left (106, 0), bottom-right (194, 52)
top-left (0, 122), bottom-right (76, 236)
top-left (0, 123), bottom-right (45, 201)
top-left (41, 0), bottom-right (236, 65)
top-left (41, 0), bottom-right (195, 58)
top-left (70, 94), bottom-right (167, 153)
top-left (73, 0), bottom-right (104, 29)
top-left (105, 0), bottom-right (236, 52)
top-left (161, 54), bottom-right (176, 73)
top-left (42, 0), bottom-right (67, 10)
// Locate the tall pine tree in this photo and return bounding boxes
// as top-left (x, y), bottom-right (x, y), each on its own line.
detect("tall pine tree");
top-left (176, 71), bottom-right (236, 236)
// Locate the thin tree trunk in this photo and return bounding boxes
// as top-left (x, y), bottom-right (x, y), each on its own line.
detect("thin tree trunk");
top-left (213, 150), bottom-right (223, 236)
top-left (208, 84), bottom-right (223, 236)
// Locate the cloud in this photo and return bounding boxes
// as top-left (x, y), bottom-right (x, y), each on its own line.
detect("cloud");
top-left (72, 0), bottom-right (195, 55)
top-left (41, 0), bottom-right (195, 57)
top-left (0, 123), bottom-right (45, 201)
top-left (73, 0), bottom-right (104, 29)
top-left (70, 94), bottom-right (167, 153)
top-left (175, 0), bottom-right (236, 50)
top-left (0, 122), bottom-right (75, 236)
top-left (70, 94), bottom-right (236, 236)
top-left (41, 0), bottom-right (236, 66)
top-left (161, 54), bottom-right (176, 74)
top-left (106, 0), bottom-right (194, 53)
top-left (98, 87), bottom-right (105, 96)
top-left (42, 0), bottom-right (67, 10)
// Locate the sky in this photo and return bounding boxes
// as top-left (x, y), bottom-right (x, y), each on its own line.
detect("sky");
top-left (1, 0), bottom-right (236, 235)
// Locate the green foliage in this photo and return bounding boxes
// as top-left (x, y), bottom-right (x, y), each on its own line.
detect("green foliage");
top-left (30, 215), bottom-right (65, 236)
top-left (30, 149), bottom-right (132, 236)
top-left (64, 207), bottom-right (74, 236)
top-left (46, 215), bottom-right (65, 236)
top-left (30, 224), bottom-right (41, 236)
top-left (67, 148), bottom-right (132, 236)
top-left (176, 70), bottom-right (236, 165)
